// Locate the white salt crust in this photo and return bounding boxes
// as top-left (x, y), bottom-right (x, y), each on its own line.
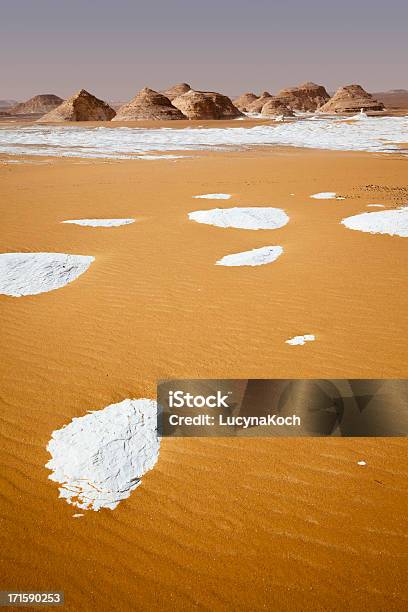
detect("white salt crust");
top-left (341, 206), bottom-right (408, 237)
top-left (286, 334), bottom-right (315, 346)
top-left (46, 399), bottom-right (160, 511)
top-left (0, 116), bottom-right (406, 159)
top-left (193, 193), bottom-right (231, 199)
top-left (188, 207), bottom-right (289, 230)
top-left (62, 218), bottom-right (135, 227)
top-left (216, 246), bottom-right (283, 267)
top-left (0, 252), bottom-right (94, 297)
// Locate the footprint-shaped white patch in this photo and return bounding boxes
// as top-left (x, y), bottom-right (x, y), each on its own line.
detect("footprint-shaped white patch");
top-left (216, 246), bottom-right (283, 267)
top-left (189, 207), bottom-right (289, 230)
top-left (193, 193), bottom-right (231, 200)
top-left (286, 334), bottom-right (315, 346)
top-left (341, 207), bottom-right (408, 237)
top-left (46, 398), bottom-right (159, 511)
top-left (0, 252), bottom-right (94, 297)
top-left (310, 192), bottom-right (345, 200)
top-left (62, 218), bottom-right (135, 227)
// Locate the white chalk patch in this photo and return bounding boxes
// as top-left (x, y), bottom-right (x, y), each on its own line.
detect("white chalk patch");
top-left (0, 252), bottom-right (94, 297)
top-left (189, 207), bottom-right (289, 230)
top-left (357, 460), bottom-right (367, 466)
top-left (310, 192), bottom-right (343, 200)
top-left (286, 334), bottom-right (315, 346)
top-left (216, 246), bottom-right (283, 267)
top-left (341, 206), bottom-right (408, 237)
top-left (46, 399), bottom-right (159, 512)
top-left (73, 514), bottom-right (84, 518)
top-left (62, 218), bottom-right (135, 227)
top-left (367, 204), bottom-right (385, 208)
top-left (193, 193), bottom-right (232, 200)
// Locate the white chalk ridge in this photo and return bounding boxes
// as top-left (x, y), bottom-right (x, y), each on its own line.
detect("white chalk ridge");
top-left (193, 193), bottom-right (231, 200)
top-left (0, 252), bottom-right (94, 297)
top-left (216, 246), bottom-right (283, 267)
top-left (189, 207), bottom-right (289, 230)
top-left (286, 334), bottom-right (315, 346)
top-left (0, 116), bottom-right (407, 159)
top-left (62, 218), bottom-right (135, 227)
top-left (341, 206), bottom-right (408, 237)
top-left (46, 398), bottom-right (160, 511)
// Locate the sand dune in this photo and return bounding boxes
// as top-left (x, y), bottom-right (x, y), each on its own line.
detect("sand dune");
top-left (1, 147), bottom-right (407, 611)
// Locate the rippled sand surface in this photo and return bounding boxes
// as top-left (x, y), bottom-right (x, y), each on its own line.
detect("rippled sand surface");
top-left (1, 146), bottom-right (407, 611)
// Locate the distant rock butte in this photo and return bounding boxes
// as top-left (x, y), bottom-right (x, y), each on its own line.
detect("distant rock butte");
top-left (0, 100), bottom-right (18, 109)
top-left (113, 88), bottom-right (186, 120)
top-left (319, 84), bottom-right (385, 113)
top-left (162, 83), bottom-right (191, 101)
top-left (38, 90), bottom-right (116, 122)
top-left (275, 82), bottom-right (330, 111)
top-left (10, 94), bottom-right (64, 115)
top-left (172, 90), bottom-right (242, 120)
top-left (261, 98), bottom-right (295, 117)
top-left (233, 93), bottom-right (258, 112)
top-left (246, 92), bottom-right (273, 113)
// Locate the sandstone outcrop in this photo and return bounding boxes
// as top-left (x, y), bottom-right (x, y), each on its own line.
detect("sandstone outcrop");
top-left (172, 90), bottom-right (242, 119)
top-left (261, 98), bottom-right (295, 117)
top-left (10, 94), bottom-right (64, 115)
top-left (113, 88), bottom-right (186, 120)
top-left (162, 83), bottom-right (191, 101)
top-left (233, 92), bottom-right (258, 112)
top-left (246, 92), bottom-right (273, 113)
top-left (319, 84), bottom-right (385, 113)
top-left (38, 90), bottom-right (116, 122)
top-left (275, 82), bottom-right (330, 111)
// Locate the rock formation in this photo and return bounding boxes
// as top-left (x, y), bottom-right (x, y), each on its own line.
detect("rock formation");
top-left (319, 84), bottom-right (385, 113)
top-left (274, 82), bottom-right (330, 111)
top-left (246, 92), bottom-right (273, 114)
top-left (172, 90), bottom-right (242, 119)
top-left (0, 100), bottom-right (18, 109)
top-left (10, 94), bottom-right (64, 115)
top-left (112, 88), bottom-right (185, 120)
top-left (162, 83), bottom-right (191, 101)
top-left (233, 92), bottom-right (258, 112)
top-left (38, 90), bottom-right (116, 122)
top-left (261, 98), bottom-right (295, 117)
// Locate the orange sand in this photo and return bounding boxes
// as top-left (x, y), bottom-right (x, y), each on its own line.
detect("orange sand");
top-left (0, 146), bottom-right (407, 611)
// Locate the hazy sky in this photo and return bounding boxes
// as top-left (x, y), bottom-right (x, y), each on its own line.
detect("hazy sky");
top-left (1, 0), bottom-right (407, 101)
